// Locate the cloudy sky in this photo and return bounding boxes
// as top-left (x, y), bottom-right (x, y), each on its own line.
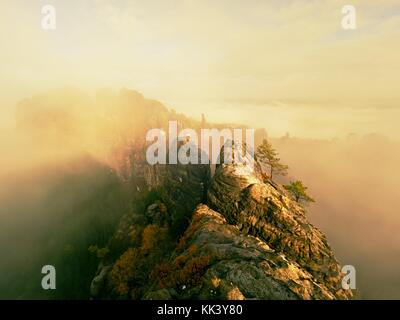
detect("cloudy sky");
top-left (1, 0), bottom-right (400, 138)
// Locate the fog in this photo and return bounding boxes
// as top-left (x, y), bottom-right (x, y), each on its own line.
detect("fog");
top-left (2, 1), bottom-right (400, 138)
top-left (0, 89), bottom-right (143, 298)
top-left (274, 134), bottom-right (400, 299)
top-left (0, 154), bottom-right (129, 299)
top-left (1, 0), bottom-right (400, 300)
top-left (0, 88), bottom-right (399, 299)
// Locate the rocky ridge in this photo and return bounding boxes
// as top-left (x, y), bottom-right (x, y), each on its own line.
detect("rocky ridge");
top-left (91, 150), bottom-right (352, 300)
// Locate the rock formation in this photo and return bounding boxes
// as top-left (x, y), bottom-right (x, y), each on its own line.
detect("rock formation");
top-left (91, 149), bottom-right (352, 300)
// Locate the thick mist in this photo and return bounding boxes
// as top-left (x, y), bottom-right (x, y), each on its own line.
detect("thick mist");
top-left (0, 89), bottom-right (138, 298)
top-left (0, 88), bottom-right (197, 298)
top-left (1, 0), bottom-right (400, 300)
top-left (274, 134), bottom-right (400, 299)
top-left (0, 88), bottom-right (399, 299)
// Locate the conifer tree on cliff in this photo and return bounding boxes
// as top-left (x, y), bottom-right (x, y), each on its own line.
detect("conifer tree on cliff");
top-left (255, 139), bottom-right (288, 181)
top-left (284, 180), bottom-right (315, 204)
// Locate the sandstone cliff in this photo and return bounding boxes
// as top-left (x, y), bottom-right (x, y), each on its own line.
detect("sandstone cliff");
top-left (91, 153), bottom-right (352, 300)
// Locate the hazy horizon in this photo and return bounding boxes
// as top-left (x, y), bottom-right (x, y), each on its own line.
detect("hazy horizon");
top-left (1, 0), bottom-right (400, 139)
top-left (1, 0), bottom-right (400, 300)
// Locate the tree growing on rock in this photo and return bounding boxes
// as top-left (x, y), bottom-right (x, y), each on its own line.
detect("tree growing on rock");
top-left (255, 139), bottom-right (288, 180)
top-left (284, 180), bottom-right (315, 204)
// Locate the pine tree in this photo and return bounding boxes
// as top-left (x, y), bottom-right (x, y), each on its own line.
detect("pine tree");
top-left (255, 139), bottom-right (288, 180)
top-left (284, 180), bottom-right (315, 204)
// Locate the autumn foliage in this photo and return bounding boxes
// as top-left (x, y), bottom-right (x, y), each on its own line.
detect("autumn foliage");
top-left (110, 248), bottom-right (138, 297)
top-left (150, 244), bottom-right (211, 290)
top-left (141, 224), bottom-right (160, 252)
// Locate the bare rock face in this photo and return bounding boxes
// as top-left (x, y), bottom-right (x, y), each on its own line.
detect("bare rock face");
top-left (206, 163), bottom-right (351, 299)
top-left (91, 151), bottom-right (351, 300)
top-left (146, 204), bottom-right (341, 300)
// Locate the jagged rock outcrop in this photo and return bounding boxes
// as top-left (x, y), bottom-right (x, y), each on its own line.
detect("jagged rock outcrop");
top-left (91, 148), bottom-right (351, 300)
top-left (207, 163), bottom-right (351, 299)
top-left (90, 154), bottom-right (211, 299)
top-left (145, 204), bottom-right (344, 299)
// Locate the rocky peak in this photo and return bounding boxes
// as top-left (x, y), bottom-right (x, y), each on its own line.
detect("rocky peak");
top-left (206, 161), bottom-right (351, 299)
top-left (90, 144), bottom-right (352, 300)
top-left (146, 204), bottom-right (346, 300)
